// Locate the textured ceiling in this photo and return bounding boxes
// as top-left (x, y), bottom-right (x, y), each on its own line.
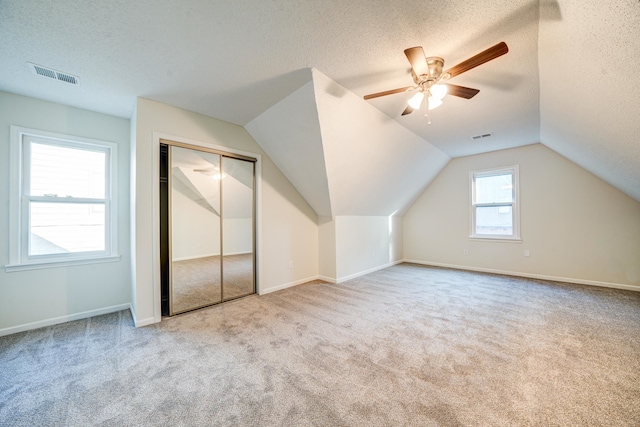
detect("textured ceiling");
top-left (1, 0), bottom-right (638, 202)
top-left (538, 0), bottom-right (640, 202)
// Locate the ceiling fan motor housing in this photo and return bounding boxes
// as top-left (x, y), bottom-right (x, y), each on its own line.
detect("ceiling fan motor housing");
top-left (425, 57), bottom-right (444, 80)
top-left (415, 57), bottom-right (447, 91)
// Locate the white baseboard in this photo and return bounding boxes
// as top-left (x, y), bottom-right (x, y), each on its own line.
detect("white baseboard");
top-left (403, 259), bottom-right (640, 292)
top-left (224, 251), bottom-right (252, 257)
top-left (259, 275), bottom-right (322, 295)
top-left (172, 253), bottom-right (218, 262)
top-left (257, 265), bottom-right (405, 294)
top-left (335, 260), bottom-right (403, 284)
top-left (133, 316), bottom-right (158, 327)
top-left (128, 305), bottom-right (158, 328)
top-left (172, 251), bottom-right (252, 262)
top-left (0, 303), bottom-right (131, 337)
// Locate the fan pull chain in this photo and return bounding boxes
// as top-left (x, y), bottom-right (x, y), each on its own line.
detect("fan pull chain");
top-left (424, 90), bottom-right (431, 125)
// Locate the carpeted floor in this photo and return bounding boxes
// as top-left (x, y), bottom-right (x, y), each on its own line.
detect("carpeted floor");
top-left (171, 253), bottom-right (254, 313)
top-left (1, 263), bottom-right (639, 426)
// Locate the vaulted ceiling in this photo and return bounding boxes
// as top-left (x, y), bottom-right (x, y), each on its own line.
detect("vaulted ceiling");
top-left (1, 0), bottom-right (638, 213)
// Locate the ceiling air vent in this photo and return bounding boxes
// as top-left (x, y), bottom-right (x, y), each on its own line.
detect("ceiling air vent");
top-left (29, 63), bottom-right (80, 85)
top-left (471, 132), bottom-right (493, 140)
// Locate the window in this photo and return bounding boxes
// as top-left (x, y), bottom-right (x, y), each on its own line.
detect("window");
top-left (470, 165), bottom-right (520, 240)
top-left (7, 126), bottom-right (119, 271)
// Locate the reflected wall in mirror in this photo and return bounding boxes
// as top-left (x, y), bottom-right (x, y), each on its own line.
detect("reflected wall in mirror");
top-left (221, 157), bottom-right (255, 300)
top-left (170, 146), bottom-right (222, 313)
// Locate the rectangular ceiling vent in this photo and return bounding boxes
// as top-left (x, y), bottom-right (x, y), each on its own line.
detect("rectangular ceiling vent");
top-left (471, 132), bottom-right (493, 140)
top-left (29, 63), bottom-right (80, 85)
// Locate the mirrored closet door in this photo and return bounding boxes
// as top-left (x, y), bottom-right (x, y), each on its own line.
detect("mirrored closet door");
top-left (160, 141), bottom-right (256, 316)
top-left (221, 156), bottom-right (255, 300)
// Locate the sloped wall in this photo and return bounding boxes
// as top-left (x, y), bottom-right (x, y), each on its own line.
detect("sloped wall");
top-left (404, 144), bottom-right (640, 288)
top-left (246, 79), bottom-right (332, 216)
top-left (247, 68), bottom-right (450, 218)
top-left (538, 1), bottom-right (640, 202)
top-left (312, 68), bottom-right (450, 216)
top-left (247, 68), bottom-right (448, 284)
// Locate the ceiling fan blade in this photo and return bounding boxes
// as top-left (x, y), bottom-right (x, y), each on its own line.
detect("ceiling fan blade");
top-left (445, 84), bottom-right (480, 99)
top-left (445, 42), bottom-right (509, 78)
top-left (401, 105), bottom-right (414, 116)
top-left (404, 46), bottom-right (429, 76)
top-left (364, 86), bottom-right (413, 100)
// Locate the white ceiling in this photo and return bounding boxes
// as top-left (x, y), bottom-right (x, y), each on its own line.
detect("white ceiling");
top-left (1, 0), bottom-right (639, 203)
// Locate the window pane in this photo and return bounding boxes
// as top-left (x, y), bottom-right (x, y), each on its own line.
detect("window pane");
top-left (29, 202), bottom-right (105, 255)
top-left (475, 173), bottom-right (513, 204)
top-left (475, 206), bottom-right (513, 235)
top-left (30, 142), bottom-right (106, 199)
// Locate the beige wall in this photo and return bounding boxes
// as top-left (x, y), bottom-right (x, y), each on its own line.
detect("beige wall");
top-left (404, 144), bottom-right (640, 288)
top-left (335, 216), bottom-right (403, 281)
top-left (317, 215), bottom-right (403, 283)
top-left (0, 91), bottom-right (131, 335)
top-left (318, 216), bottom-right (337, 280)
top-left (131, 98), bottom-right (318, 325)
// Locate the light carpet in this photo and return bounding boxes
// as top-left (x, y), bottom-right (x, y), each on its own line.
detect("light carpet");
top-left (1, 263), bottom-right (639, 426)
top-left (171, 253), bottom-right (254, 313)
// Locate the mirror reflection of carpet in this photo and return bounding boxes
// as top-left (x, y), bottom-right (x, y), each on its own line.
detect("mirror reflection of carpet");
top-left (172, 253), bottom-right (253, 313)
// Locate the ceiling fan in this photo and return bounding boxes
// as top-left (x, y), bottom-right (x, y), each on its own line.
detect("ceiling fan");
top-left (364, 42), bottom-right (509, 122)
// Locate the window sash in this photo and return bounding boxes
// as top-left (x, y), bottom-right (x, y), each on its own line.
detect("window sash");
top-left (470, 166), bottom-right (520, 240)
top-left (472, 202), bottom-right (513, 208)
top-left (7, 126), bottom-right (119, 271)
top-left (23, 198), bottom-right (110, 260)
top-left (22, 139), bottom-right (112, 259)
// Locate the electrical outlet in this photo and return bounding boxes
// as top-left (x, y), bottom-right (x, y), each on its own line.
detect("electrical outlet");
top-left (288, 260), bottom-right (293, 269)
top-left (524, 250), bottom-right (530, 257)
top-left (463, 249), bottom-right (469, 256)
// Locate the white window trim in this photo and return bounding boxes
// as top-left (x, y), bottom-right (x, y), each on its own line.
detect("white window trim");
top-left (6, 126), bottom-right (120, 272)
top-left (469, 165), bottom-right (521, 242)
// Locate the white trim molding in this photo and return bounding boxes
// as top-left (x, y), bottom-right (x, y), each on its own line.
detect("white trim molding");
top-left (257, 260), bottom-right (405, 294)
top-left (132, 316), bottom-right (157, 328)
top-left (7, 125), bottom-right (119, 271)
top-left (469, 164), bottom-right (520, 240)
top-left (403, 259), bottom-right (640, 292)
top-left (0, 303), bottom-right (131, 337)
top-left (171, 251), bottom-right (252, 262)
top-left (336, 260), bottom-right (404, 284)
top-left (259, 275), bottom-right (322, 295)
top-left (5, 255), bottom-right (121, 273)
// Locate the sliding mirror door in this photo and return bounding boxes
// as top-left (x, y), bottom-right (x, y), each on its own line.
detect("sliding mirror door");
top-left (170, 146), bottom-right (222, 314)
top-left (221, 157), bottom-right (255, 300)
top-left (161, 142), bottom-right (256, 315)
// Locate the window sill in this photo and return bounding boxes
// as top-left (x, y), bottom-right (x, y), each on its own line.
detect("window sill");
top-left (5, 255), bottom-right (121, 273)
top-left (469, 236), bottom-right (522, 243)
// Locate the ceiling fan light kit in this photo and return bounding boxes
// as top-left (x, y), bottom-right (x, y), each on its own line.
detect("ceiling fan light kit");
top-left (408, 92), bottom-right (424, 109)
top-left (428, 97), bottom-right (443, 110)
top-left (430, 84), bottom-right (447, 100)
top-left (364, 41), bottom-right (509, 122)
